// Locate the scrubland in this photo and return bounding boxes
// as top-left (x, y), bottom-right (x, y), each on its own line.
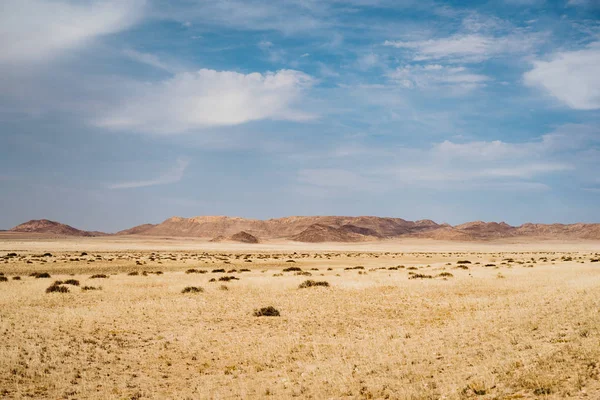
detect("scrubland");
top-left (1, 237), bottom-right (600, 399)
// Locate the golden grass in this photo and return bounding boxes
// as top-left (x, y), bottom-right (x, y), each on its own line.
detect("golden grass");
top-left (1, 239), bottom-right (600, 399)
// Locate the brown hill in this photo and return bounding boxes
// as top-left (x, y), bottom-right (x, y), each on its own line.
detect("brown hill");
top-left (229, 231), bottom-right (259, 243)
top-left (9, 219), bottom-right (106, 237)
top-left (291, 224), bottom-right (368, 243)
top-left (116, 224), bottom-right (156, 235)
top-left (129, 215), bottom-right (441, 239)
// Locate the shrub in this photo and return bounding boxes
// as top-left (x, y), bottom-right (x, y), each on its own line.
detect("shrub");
top-left (64, 279), bottom-right (80, 286)
top-left (0, 276), bottom-right (8, 282)
top-left (344, 266), bottom-right (365, 270)
top-left (437, 272), bottom-right (454, 278)
top-left (46, 284), bottom-right (69, 293)
top-left (12, 276), bottom-right (21, 281)
top-left (182, 286), bottom-right (204, 294)
top-left (33, 272), bottom-right (51, 278)
top-left (219, 285), bottom-right (229, 291)
top-left (295, 271), bottom-right (312, 276)
top-left (240, 268), bottom-right (251, 272)
top-left (212, 269), bottom-right (226, 273)
top-left (388, 266), bottom-right (398, 270)
top-left (457, 260), bottom-right (471, 264)
top-left (283, 266), bottom-right (302, 272)
top-left (186, 268), bottom-right (207, 274)
top-left (253, 306), bottom-right (280, 317)
top-left (90, 274), bottom-right (108, 279)
top-left (218, 276), bottom-right (239, 282)
top-left (209, 278), bottom-right (216, 282)
top-left (484, 264), bottom-right (496, 267)
top-left (454, 265), bottom-right (469, 270)
top-left (285, 260), bottom-right (295, 263)
top-left (298, 280), bottom-right (330, 289)
top-left (128, 271), bottom-right (139, 276)
top-left (82, 286), bottom-right (101, 291)
top-left (408, 273), bottom-right (433, 279)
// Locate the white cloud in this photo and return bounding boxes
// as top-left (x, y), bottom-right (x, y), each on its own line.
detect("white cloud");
top-left (524, 42), bottom-right (600, 110)
top-left (96, 69), bottom-right (315, 134)
top-left (122, 49), bottom-right (177, 73)
top-left (387, 64), bottom-right (489, 93)
top-left (109, 158), bottom-right (189, 189)
top-left (0, 0), bottom-right (144, 64)
top-left (384, 33), bottom-right (539, 63)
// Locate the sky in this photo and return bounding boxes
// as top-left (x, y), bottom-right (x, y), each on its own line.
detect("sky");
top-left (1, 0), bottom-right (599, 232)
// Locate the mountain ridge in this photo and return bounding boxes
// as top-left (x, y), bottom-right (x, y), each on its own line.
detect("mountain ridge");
top-left (8, 216), bottom-right (600, 242)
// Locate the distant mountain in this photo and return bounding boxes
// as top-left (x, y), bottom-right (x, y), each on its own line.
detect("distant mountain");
top-left (116, 223), bottom-right (156, 235)
top-left (9, 219), bottom-right (106, 237)
top-left (9, 216), bottom-right (600, 241)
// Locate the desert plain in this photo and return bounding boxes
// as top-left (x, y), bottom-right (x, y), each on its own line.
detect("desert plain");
top-left (1, 234), bottom-right (600, 399)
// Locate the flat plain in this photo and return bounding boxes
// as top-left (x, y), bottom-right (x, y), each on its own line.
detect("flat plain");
top-left (1, 234), bottom-right (600, 399)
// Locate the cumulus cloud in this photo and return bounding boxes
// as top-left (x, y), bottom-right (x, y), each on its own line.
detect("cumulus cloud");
top-left (0, 0), bottom-right (145, 64)
top-left (109, 158), bottom-right (189, 189)
top-left (96, 69), bottom-right (315, 134)
top-left (524, 42), bottom-right (600, 110)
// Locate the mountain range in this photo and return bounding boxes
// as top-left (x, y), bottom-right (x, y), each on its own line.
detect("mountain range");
top-left (7, 216), bottom-right (600, 242)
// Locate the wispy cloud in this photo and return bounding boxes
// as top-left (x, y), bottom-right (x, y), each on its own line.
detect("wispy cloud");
top-left (387, 64), bottom-right (489, 94)
top-left (524, 42), bottom-right (600, 110)
top-left (109, 158), bottom-right (189, 189)
top-left (0, 0), bottom-right (145, 64)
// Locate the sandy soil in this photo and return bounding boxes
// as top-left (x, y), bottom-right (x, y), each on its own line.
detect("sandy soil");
top-left (1, 235), bottom-right (600, 399)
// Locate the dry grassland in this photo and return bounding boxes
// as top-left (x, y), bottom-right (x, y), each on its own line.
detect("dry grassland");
top-left (1, 236), bottom-right (600, 399)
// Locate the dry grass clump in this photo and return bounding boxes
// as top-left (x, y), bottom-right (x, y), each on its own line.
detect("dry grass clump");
top-left (12, 276), bottom-right (21, 281)
top-left (186, 268), bottom-right (207, 274)
top-left (90, 274), bottom-right (108, 279)
top-left (181, 286), bottom-right (204, 294)
top-left (295, 271), bottom-right (312, 276)
top-left (298, 280), bottom-right (330, 289)
top-left (46, 283), bottom-right (69, 293)
top-left (456, 260), bottom-right (471, 264)
top-left (32, 272), bottom-right (51, 278)
top-left (253, 306), bottom-right (280, 317)
top-left (437, 272), bottom-right (454, 278)
top-left (408, 273), bottom-right (433, 279)
top-left (63, 279), bottom-right (80, 286)
top-left (81, 286), bottom-right (101, 291)
top-left (344, 266), bottom-right (365, 270)
top-left (219, 285), bottom-right (229, 291)
top-left (127, 271), bottom-right (139, 276)
top-left (218, 276), bottom-right (239, 282)
top-left (454, 265), bottom-right (469, 270)
top-left (283, 266), bottom-right (302, 272)
top-left (212, 269), bottom-right (226, 273)
top-left (0, 276), bottom-right (8, 282)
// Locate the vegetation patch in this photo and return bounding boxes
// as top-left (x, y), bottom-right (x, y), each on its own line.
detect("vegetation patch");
top-left (299, 280), bottom-right (330, 289)
top-left (182, 286), bottom-right (204, 294)
top-left (283, 266), bottom-right (302, 272)
top-left (408, 273), bottom-right (433, 279)
top-left (90, 274), bottom-right (108, 279)
top-left (218, 276), bottom-right (239, 282)
top-left (82, 286), bottom-right (101, 291)
top-left (253, 306), bottom-right (280, 317)
top-left (46, 284), bottom-right (69, 293)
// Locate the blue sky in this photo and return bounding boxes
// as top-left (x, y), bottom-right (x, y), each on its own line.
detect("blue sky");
top-left (1, 0), bottom-right (599, 232)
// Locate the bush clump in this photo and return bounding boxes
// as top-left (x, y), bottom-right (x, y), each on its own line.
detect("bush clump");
top-left (182, 286), bottom-right (204, 294)
top-left (253, 306), bottom-right (280, 317)
top-left (298, 280), bottom-right (330, 289)
top-left (408, 273), bottom-right (433, 279)
top-left (90, 274), bottom-right (108, 279)
top-left (128, 271), bottom-right (139, 276)
top-left (283, 266), bottom-right (302, 272)
top-left (437, 272), bottom-right (454, 278)
top-left (457, 260), bottom-right (471, 264)
top-left (46, 284), bottom-right (69, 293)
top-left (218, 276), bottom-right (239, 282)
top-left (82, 286), bottom-right (101, 291)
top-left (212, 269), bottom-right (226, 273)
top-left (186, 268), bottom-right (207, 274)
top-left (64, 279), bottom-right (80, 286)
top-left (0, 276), bottom-right (8, 282)
top-left (32, 272), bottom-right (51, 278)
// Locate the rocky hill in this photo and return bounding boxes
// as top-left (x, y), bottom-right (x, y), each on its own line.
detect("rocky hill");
top-left (9, 219), bottom-right (106, 237)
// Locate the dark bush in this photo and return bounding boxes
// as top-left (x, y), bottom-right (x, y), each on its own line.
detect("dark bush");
top-left (64, 279), bottom-right (80, 286)
top-left (283, 266), bottom-right (302, 272)
top-left (0, 276), bottom-right (8, 282)
top-left (186, 268), bottom-right (207, 274)
top-left (218, 276), bottom-right (239, 282)
top-left (182, 286), bottom-right (204, 294)
top-left (128, 271), bottom-right (139, 276)
top-left (253, 306), bottom-right (280, 317)
top-left (90, 274), bottom-right (108, 279)
top-left (437, 272), bottom-right (454, 278)
top-left (46, 284), bottom-right (69, 293)
top-left (12, 276), bottom-right (21, 281)
top-left (298, 280), bottom-right (330, 289)
top-left (408, 273), bottom-right (433, 279)
top-left (82, 286), bottom-right (101, 291)
top-left (457, 260), bottom-right (471, 264)
top-left (33, 272), bottom-right (51, 278)
top-left (344, 266), bottom-right (365, 270)
top-left (212, 269), bottom-right (226, 273)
